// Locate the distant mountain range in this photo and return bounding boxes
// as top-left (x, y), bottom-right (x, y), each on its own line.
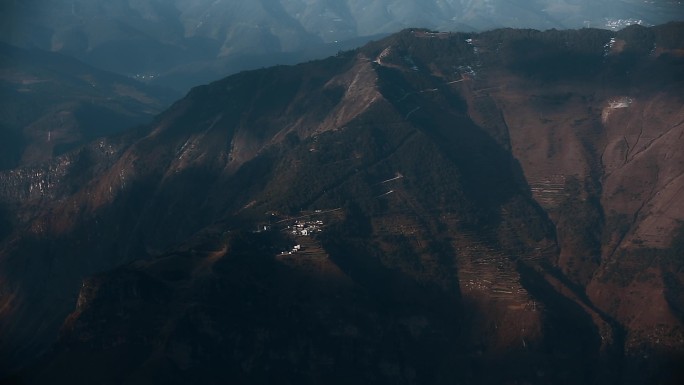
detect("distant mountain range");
top-left (1, 22), bottom-right (683, 384)
top-left (2, 0), bottom-right (682, 92)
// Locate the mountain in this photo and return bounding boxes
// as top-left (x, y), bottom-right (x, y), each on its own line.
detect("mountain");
top-left (1, 22), bottom-right (684, 384)
top-left (0, 43), bottom-right (177, 170)
top-left (2, 0), bottom-right (682, 92)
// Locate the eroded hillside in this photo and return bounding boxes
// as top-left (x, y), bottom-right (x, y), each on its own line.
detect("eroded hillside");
top-left (1, 23), bottom-right (684, 384)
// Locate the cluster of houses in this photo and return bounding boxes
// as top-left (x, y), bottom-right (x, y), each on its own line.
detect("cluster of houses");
top-left (604, 18), bottom-right (643, 30)
top-left (280, 244), bottom-right (302, 256)
top-left (289, 220), bottom-right (324, 236)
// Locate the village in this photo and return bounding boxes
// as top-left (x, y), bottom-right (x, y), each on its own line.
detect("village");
top-left (277, 219), bottom-right (325, 255)
top-left (280, 218), bottom-right (332, 255)
top-left (288, 219), bottom-right (324, 237)
top-left (265, 208), bottom-right (342, 256)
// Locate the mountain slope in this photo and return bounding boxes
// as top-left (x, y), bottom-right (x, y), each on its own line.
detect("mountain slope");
top-left (1, 23), bottom-right (684, 384)
top-left (0, 43), bottom-right (177, 170)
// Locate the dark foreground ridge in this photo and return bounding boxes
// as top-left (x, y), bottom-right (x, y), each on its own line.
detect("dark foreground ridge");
top-left (1, 23), bottom-right (684, 384)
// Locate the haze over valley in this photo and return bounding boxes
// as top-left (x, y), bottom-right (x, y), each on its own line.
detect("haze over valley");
top-left (2, 0), bottom-right (683, 91)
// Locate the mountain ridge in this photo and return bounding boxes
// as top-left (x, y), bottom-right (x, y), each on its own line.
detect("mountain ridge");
top-left (3, 0), bottom-right (682, 92)
top-left (1, 23), bottom-right (684, 384)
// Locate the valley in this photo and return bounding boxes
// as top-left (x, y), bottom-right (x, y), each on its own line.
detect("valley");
top-left (3, 1), bottom-right (682, 93)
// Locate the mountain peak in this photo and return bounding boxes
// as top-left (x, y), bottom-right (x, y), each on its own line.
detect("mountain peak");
top-left (1, 24), bottom-right (684, 383)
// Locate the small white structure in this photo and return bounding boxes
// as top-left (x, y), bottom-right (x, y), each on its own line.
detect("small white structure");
top-left (608, 97), bottom-right (633, 109)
